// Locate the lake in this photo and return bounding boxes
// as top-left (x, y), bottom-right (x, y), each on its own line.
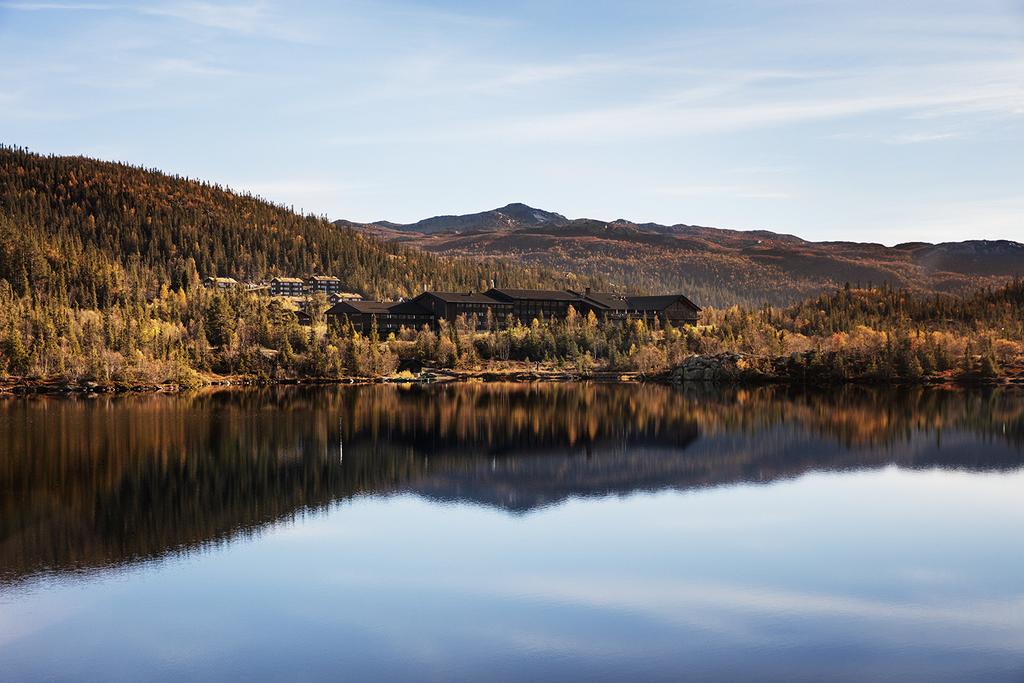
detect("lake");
top-left (1, 383), bottom-right (1022, 682)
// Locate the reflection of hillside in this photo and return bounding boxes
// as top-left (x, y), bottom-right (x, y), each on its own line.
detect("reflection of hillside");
top-left (1, 383), bottom-right (1022, 581)
top-left (0, 390), bottom-right (425, 583)
top-left (373, 386), bottom-right (1024, 511)
top-left (678, 383), bottom-right (1024, 449)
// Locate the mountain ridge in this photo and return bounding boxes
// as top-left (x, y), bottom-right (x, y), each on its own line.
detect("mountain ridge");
top-left (335, 203), bottom-right (1023, 307)
top-left (362, 201), bottom-right (1021, 251)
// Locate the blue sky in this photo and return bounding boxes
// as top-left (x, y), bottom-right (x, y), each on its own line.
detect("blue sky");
top-left (1, 1), bottom-right (1022, 244)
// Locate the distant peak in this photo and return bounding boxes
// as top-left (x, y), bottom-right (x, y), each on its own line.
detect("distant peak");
top-left (494, 203), bottom-right (566, 224)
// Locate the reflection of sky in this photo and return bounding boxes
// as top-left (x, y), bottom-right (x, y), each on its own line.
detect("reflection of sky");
top-left (2, 467), bottom-right (1023, 682)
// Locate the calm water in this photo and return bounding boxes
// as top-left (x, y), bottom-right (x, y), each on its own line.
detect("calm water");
top-left (1, 383), bottom-right (1022, 682)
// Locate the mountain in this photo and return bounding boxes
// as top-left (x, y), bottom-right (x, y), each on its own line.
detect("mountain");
top-left (340, 202), bottom-right (568, 235)
top-left (0, 148), bottom-right (586, 304)
top-left (336, 204), bottom-right (1024, 307)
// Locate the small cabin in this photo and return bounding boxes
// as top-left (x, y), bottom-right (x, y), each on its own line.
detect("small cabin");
top-left (203, 276), bottom-right (239, 290)
top-left (330, 292), bottom-right (364, 304)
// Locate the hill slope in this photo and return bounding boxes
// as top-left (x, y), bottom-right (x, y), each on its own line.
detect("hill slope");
top-left (337, 203), bottom-right (1024, 306)
top-left (0, 149), bottom-right (587, 304)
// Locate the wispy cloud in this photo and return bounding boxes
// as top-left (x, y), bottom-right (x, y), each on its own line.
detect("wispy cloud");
top-left (375, 2), bottom-right (517, 30)
top-left (455, 60), bottom-right (1023, 143)
top-left (0, 2), bottom-right (114, 9)
top-left (312, 48), bottom-right (1022, 147)
top-left (1, 0), bottom-right (319, 43)
top-left (139, 1), bottom-right (318, 43)
top-left (150, 57), bottom-right (236, 78)
top-left (652, 185), bottom-right (792, 200)
top-left (830, 129), bottom-right (968, 145)
top-left (886, 131), bottom-right (964, 144)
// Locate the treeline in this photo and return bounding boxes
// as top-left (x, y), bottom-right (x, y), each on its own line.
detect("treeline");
top-left (0, 146), bottom-right (595, 303)
top-left (3, 275), bottom-right (1022, 386)
top-left (693, 281), bottom-right (1024, 380)
top-left (375, 279), bottom-right (1024, 381)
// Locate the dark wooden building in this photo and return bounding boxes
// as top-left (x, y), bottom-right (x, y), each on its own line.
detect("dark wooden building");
top-left (270, 276), bottom-right (306, 296)
top-left (575, 290), bottom-right (700, 325)
top-left (484, 288), bottom-right (584, 321)
top-left (326, 300), bottom-right (433, 335)
top-left (412, 291), bottom-right (513, 324)
top-left (307, 275), bottom-right (342, 295)
top-left (326, 288), bottom-right (700, 333)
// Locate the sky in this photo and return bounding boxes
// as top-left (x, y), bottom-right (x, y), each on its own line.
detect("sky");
top-left (1, 0), bottom-right (1022, 244)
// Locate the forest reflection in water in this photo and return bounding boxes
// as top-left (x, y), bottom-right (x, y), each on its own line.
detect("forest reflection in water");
top-left (1, 382), bottom-right (1022, 583)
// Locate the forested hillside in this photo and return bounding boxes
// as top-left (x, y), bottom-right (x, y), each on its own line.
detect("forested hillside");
top-left (0, 146), bottom-right (587, 386)
top-left (0, 147), bottom-right (586, 304)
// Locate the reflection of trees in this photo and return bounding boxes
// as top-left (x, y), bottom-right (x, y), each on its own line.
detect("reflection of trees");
top-left (0, 384), bottom-right (1022, 582)
top-left (340, 383), bottom-right (701, 456)
top-left (344, 383), bottom-right (1024, 510)
top-left (0, 389), bottom-right (425, 583)
top-left (339, 383), bottom-right (1024, 455)
top-left (679, 383), bottom-right (1024, 450)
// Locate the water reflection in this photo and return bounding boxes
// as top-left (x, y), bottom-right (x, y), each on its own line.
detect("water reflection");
top-left (1, 383), bottom-right (1022, 583)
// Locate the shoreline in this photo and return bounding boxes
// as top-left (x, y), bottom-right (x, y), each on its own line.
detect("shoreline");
top-left (3, 363), bottom-right (1021, 397)
top-left (0, 368), bottom-right (641, 396)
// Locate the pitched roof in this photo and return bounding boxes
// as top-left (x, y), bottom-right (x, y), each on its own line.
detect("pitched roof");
top-left (271, 276), bottom-right (304, 283)
top-left (486, 288), bottom-right (581, 302)
top-left (574, 291), bottom-right (629, 309)
top-left (328, 300), bottom-right (431, 316)
top-left (308, 275), bottom-right (340, 282)
top-left (328, 301), bottom-right (391, 315)
top-left (627, 294), bottom-right (701, 311)
top-left (389, 301), bottom-right (433, 315)
top-left (578, 291), bottom-right (701, 312)
top-left (415, 291), bottom-right (508, 305)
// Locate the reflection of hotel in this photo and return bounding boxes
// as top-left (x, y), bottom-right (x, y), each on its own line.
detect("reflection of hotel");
top-left (328, 287), bottom-right (701, 334)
